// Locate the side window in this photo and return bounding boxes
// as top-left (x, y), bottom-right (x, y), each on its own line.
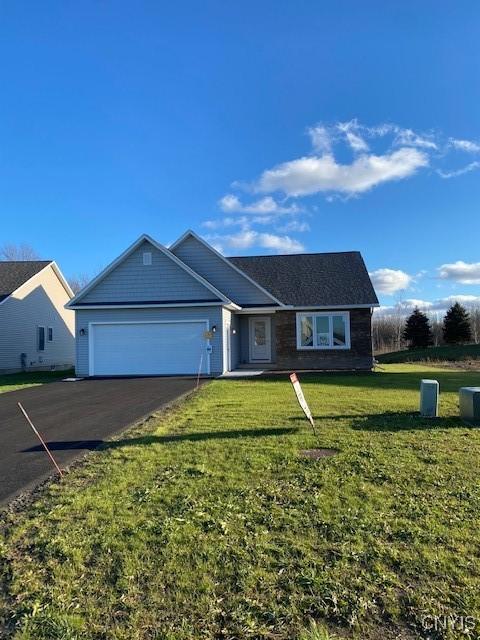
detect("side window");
top-left (38, 326), bottom-right (45, 351)
top-left (143, 251), bottom-right (152, 265)
top-left (48, 327), bottom-right (53, 342)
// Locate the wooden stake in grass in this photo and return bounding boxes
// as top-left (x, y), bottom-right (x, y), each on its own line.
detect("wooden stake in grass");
top-left (196, 352), bottom-right (204, 390)
top-left (17, 402), bottom-right (64, 477)
top-left (289, 373), bottom-right (317, 436)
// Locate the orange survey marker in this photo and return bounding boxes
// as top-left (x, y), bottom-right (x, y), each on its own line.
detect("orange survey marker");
top-left (289, 372), bottom-right (316, 435)
top-left (17, 402), bottom-right (64, 477)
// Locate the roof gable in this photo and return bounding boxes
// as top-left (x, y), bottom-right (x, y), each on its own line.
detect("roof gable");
top-left (68, 235), bottom-right (232, 308)
top-left (0, 261), bottom-right (52, 303)
top-left (229, 252), bottom-right (379, 307)
top-left (170, 230), bottom-right (282, 306)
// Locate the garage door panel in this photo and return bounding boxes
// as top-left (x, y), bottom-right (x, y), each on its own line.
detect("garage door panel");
top-left (91, 322), bottom-right (209, 376)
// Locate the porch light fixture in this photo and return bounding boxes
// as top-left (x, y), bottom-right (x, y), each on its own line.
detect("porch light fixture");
top-left (79, 328), bottom-right (86, 336)
top-left (232, 328), bottom-right (237, 335)
top-left (211, 325), bottom-right (217, 333)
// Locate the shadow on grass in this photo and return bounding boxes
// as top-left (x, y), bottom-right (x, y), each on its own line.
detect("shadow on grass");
top-left (290, 411), bottom-right (469, 432)
top-left (254, 370), bottom-right (480, 393)
top-left (22, 426), bottom-right (299, 452)
top-left (0, 369), bottom-right (74, 389)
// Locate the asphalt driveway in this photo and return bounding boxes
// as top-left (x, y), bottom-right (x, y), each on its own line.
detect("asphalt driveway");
top-left (0, 376), bottom-right (200, 505)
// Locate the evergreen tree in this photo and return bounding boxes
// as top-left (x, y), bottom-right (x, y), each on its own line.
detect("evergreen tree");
top-left (402, 307), bottom-right (434, 348)
top-left (443, 302), bottom-right (472, 344)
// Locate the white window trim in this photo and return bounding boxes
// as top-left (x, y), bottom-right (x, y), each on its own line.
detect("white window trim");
top-left (296, 311), bottom-right (351, 350)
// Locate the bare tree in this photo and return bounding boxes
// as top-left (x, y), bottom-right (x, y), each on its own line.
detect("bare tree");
top-left (372, 312), bottom-right (407, 354)
top-left (69, 273), bottom-right (91, 295)
top-left (0, 243), bottom-right (40, 261)
top-left (470, 305), bottom-right (480, 344)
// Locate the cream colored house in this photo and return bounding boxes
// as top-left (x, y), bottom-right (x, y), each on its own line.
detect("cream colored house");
top-left (0, 261), bottom-right (75, 373)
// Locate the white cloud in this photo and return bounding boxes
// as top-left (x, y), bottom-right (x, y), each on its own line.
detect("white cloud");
top-left (369, 268), bottom-right (413, 295)
top-left (276, 219), bottom-right (310, 233)
top-left (437, 161), bottom-right (480, 179)
top-left (449, 138), bottom-right (480, 153)
top-left (336, 120), bottom-right (369, 152)
top-left (307, 125), bottom-right (333, 153)
top-left (219, 194), bottom-right (300, 215)
top-left (393, 128), bottom-right (438, 150)
top-left (438, 260), bottom-right (480, 284)
top-left (377, 295), bottom-right (480, 316)
top-left (206, 230), bottom-right (304, 254)
top-left (255, 148), bottom-right (428, 197)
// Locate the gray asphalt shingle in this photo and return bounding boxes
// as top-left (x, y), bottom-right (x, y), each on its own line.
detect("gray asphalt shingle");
top-left (0, 261), bottom-right (51, 302)
top-left (228, 252), bottom-right (378, 306)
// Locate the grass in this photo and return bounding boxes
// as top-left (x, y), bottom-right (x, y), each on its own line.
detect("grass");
top-left (377, 343), bottom-right (480, 364)
top-left (0, 370), bottom-right (74, 395)
top-left (1, 364), bottom-right (480, 639)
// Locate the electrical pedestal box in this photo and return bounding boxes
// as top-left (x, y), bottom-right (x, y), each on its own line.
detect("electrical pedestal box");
top-left (420, 379), bottom-right (439, 417)
top-left (459, 387), bottom-right (480, 426)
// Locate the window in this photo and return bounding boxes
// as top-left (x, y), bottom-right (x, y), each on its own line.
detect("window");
top-left (38, 326), bottom-right (45, 351)
top-left (143, 251), bottom-right (152, 265)
top-left (296, 312), bottom-right (350, 349)
top-left (48, 327), bottom-right (53, 342)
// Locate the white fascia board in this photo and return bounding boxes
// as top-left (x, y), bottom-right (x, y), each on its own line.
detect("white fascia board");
top-left (0, 262), bottom-right (54, 307)
top-left (51, 261), bottom-right (75, 298)
top-left (70, 301), bottom-right (228, 310)
top-left (66, 233), bottom-right (233, 309)
top-left (290, 303), bottom-right (379, 310)
top-left (169, 229), bottom-right (286, 307)
top-left (235, 307), bottom-right (281, 314)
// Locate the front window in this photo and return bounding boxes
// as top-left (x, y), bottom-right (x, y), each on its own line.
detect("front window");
top-left (296, 312), bottom-right (350, 349)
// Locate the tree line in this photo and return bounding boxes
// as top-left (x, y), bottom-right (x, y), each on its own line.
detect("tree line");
top-left (0, 242), bottom-right (90, 294)
top-left (373, 303), bottom-right (480, 353)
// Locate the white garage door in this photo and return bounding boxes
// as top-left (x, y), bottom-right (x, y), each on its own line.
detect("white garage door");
top-left (90, 321), bottom-right (209, 376)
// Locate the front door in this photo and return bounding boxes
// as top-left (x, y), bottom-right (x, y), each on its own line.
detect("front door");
top-left (249, 316), bottom-right (271, 362)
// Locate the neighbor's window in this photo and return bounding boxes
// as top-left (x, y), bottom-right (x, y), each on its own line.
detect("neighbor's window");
top-left (48, 327), bottom-right (53, 342)
top-left (296, 312), bottom-right (350, 349)
top-left (38, 326), bottom-right (45, 351)
top-left (143, 251), bottom-right (152, 265)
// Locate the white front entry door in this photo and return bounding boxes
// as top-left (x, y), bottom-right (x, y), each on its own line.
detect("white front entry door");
top-left (249, 316), bottom-right (271, 362)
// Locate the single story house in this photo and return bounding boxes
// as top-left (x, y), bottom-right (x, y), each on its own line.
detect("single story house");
top-left (0, 261), bottom-right (75, 373)
top-left (67, 231), bottom-right (379, 377)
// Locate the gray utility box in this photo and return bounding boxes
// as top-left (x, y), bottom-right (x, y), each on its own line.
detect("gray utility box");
top-left (459, 387), bottom-right (480, 426)
top-left (420, 379), bottom-right (439, 417)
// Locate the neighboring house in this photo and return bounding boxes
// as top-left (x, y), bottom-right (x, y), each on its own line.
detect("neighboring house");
top-left (0, 261), bottom-right (75, 373)
top-left (67, 231), bottom-right (379, 377)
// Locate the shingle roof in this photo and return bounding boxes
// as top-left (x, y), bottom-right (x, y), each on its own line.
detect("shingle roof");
top-left (0, 261), bottom-right (51, 303)
top-left (228, 252), bottom-right (378, 307)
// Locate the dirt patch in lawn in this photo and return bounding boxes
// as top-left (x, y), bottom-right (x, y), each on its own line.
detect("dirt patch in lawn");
top-left (299, 448), bottom-right (338, 459)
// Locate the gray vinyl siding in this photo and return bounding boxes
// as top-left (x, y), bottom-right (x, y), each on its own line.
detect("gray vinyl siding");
top-left (80, 241), bottom-right (220, 304)
top-left (0, 265), bottom-right (74, 373)
top-left (75, 306), bottom-right (224, 376)
top-left (172, 235), bottom-right (274, 305)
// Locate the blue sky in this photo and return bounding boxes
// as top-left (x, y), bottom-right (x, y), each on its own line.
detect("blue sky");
top-left (1, 1), bottom-right (479, 311)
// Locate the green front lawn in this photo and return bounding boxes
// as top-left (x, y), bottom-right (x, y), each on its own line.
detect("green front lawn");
top-left (377, 343), bottom-right (480, 363)
top-left (1, 364), bottom-right (480, 639)
top-left (0, 370), bottom-right (74, 395)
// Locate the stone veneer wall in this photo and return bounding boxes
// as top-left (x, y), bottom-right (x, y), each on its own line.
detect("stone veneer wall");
top-left (274, 308), bottom-right (373, 370)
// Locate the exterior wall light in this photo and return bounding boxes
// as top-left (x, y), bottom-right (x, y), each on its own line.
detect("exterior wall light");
top-left (79, 328), bottom-right (86, 336)
top-left (211, 325), bottom-right (217, 333)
